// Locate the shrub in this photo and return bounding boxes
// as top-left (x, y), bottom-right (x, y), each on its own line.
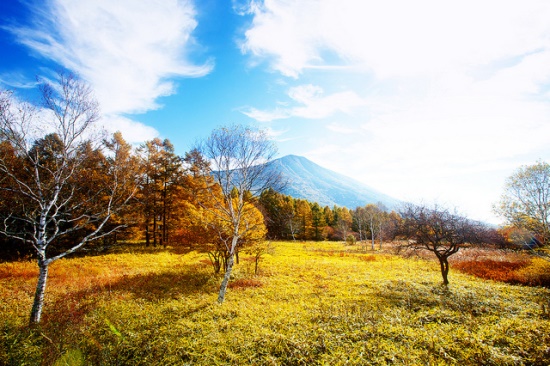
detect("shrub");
top-left (454, 257), bottom-right (550, 287)
top-left (515, 257), bottom-right (550, 287)
top-left (345, 234), bottom-right (356, 246)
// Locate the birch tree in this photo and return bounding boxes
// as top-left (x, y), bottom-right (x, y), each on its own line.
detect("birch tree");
top-left (0, 73), bottom-right (139, 324)
top-left (353, 206), bottom-right (367, 243)
top-left (194, 125), bottom-right (282, 303)
top-left (364, 204), bottom-right (378, 250)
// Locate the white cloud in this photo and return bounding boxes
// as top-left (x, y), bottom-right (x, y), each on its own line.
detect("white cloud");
top-left (102, 115), bottom-right (160, 144)
top-left (289, 85), bottom-right (365, 119)
top-left (243, 84), bottom-right (366, 122)
top-left (9, 0), bottom-right (212, 142)
top-left (239, 0), bottom-right (550, 223)
top-left (241, 0), bottom-right (550, 79)
top-left (242, 107), bottom-right (290, 122)
top-left (326, 123), bottom-right (355, 134)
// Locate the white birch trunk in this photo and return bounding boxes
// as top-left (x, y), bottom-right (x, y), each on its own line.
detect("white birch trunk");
top-left (217, 253), bottom-right (234, 303)
top-left (371, 219), bottom-right (375, 251)
top-left (30, 258), bottom-right (49, 324)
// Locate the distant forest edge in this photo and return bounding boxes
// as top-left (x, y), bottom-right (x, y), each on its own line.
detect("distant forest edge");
top-left (0, 132), bottom-right (402, 257)
top-left (0, 126), bottom-right (534, 259)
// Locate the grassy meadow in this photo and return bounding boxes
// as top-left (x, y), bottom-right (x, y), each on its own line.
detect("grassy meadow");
top-left (1, 241), bottom-right (550, 365)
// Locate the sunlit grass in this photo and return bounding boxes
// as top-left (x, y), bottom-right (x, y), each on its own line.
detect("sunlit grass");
top-left (1, 241), bottom-right (549, 365)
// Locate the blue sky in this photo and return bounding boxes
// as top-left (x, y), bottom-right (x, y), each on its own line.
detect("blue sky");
top-left (1, 0), bottom-right (550, 224)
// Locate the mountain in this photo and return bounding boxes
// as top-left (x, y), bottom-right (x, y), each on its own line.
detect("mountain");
top-left (269, 155), bottom-right (401, 209)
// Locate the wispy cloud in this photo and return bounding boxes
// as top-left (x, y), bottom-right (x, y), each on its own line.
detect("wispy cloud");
top-left (7, 0), bottom-right (213, 142)
top-left (243, 84), bottom-right (366, 122)
top-left (0, 72), bottom-right (39, 89)
top-left (242, 107), bottom-right (290, 122)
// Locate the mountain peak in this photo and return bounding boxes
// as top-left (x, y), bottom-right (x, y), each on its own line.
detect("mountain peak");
top-left (272, 155), bottom-right (400, 209)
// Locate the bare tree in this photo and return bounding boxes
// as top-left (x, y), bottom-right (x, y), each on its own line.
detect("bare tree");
top-left (353, 207), bottom-right (367, 243)
top-left (194, 125), bottom-right (283, 303)
top-left (334, 206), bottom-right (352, 242)
top-left (283, 200), bottom-right (299, 242)
top-left (355, 204), bottom-right (387, 250)
top-left (0, 73), bottom-right (139, 324)
top-left (365, 204), bottom-right (381, 250)
top-left (399, 203), bottom-right (485, 285)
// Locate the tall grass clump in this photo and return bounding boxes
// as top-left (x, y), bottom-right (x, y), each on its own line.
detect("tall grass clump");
top-left (1, 241), bottom-right (549, 365)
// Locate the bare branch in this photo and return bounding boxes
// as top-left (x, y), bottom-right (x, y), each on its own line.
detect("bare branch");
top-left (0, 73), bottom-right (138, 324)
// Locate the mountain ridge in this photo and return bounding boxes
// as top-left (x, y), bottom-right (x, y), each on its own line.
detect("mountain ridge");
top-left (269, 155), bottom-right (400, 209)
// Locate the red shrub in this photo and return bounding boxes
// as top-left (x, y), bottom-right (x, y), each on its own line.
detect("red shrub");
top-left (454, 259), bottom-right (546, 286)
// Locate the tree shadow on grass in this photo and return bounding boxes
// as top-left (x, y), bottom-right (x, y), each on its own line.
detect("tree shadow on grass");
top-left (42, 266), bottom-right (217, 327)
top-left (107, 268), bottom-right (216, 301)
top-left (371, 280), bottom-right (443, 311)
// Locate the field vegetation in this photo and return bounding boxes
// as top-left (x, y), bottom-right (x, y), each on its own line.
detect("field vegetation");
top-left (1, 241), bottom-right (549, 365)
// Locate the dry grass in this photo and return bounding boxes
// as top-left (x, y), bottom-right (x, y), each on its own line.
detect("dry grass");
top-left (454, 255), bottom-right (550, 287)
top-left (1, 241), bottom-right (549, 365)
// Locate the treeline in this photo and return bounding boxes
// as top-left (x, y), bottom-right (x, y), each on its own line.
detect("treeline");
top-left (259, 188), bottom-right (400, 244)
top-left (0, 135), bottom-right (253, 256)
top-left (0, 134), bottom-right (398, 258)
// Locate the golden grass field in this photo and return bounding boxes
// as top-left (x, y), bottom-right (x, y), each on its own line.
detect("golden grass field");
top-left (1, 241), bottom-right (549, 365)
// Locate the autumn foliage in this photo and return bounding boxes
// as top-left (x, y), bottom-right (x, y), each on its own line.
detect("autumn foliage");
top-left (455, 257), bottom-right (550, 287)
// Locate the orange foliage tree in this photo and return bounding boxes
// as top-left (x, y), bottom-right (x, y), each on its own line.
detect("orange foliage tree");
top-left (193, 125), bottom-right (282, 303)
top-left (179, 149), bottom-right (268, 274)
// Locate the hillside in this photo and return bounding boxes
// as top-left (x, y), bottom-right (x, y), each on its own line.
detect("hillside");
top-left (270, 155), bottom-right (401, 209)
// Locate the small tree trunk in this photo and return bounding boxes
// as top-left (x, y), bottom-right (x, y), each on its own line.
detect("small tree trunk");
top-left (439, 257), bottom-right (450, 285)
top-left (379, 224), bottom-right (383, 250)
top-left (288, 219), bottom-right (296, 242)
top-left (218, 254), bottom-right (234, 303)
top-left (163, 184), bottom-right (168, 248)
top-left (30, 259), bottom-right (49, 325)
top-left (153, 214), bottom-right (157, 247)
top-left (145, 221), bottom-right (150, 247)
top-left (289, 221), bottom-right (296, 242)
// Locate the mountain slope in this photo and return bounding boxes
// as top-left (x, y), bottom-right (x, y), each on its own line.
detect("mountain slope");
top-left (269, 155), bottom-right (401, 209)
